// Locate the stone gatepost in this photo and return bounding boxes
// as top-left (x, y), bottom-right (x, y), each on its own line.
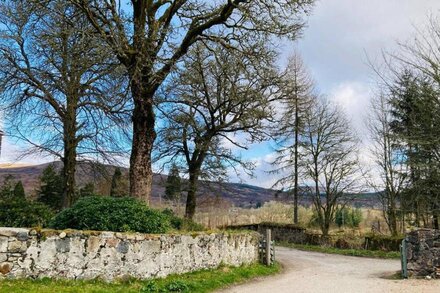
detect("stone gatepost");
top-left (406, 228), bottom-right (440, 278)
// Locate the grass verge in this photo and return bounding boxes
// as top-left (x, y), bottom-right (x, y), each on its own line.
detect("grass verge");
top-left (0, 263), bottom-right (280, 293)
top-left (278, 242), bottom-right (400, 259)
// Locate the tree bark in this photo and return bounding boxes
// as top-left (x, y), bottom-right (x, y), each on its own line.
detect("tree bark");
top-left (62, 107), bottom-right (77, 209)
top-left (185, 169), bottom-right (200, 220)
top-left (129, 81), bottom-right (156, 203)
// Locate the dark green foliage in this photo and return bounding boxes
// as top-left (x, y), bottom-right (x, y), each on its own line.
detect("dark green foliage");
top-left (50, 196), bottom-right (172, 233)
top-left (0, 175), bottom-right (26, 200)
top-left (0, 174), bottom-right (15, 199)
top-left (388, 70), bottom-right (440, 228)
top-left (13, 181), bottom-right (26, 198)
top-left (335, 207), bottom-right (362, 228)
top-left (0, 174), bottom-right (53, 227)
top-left (164, 164), bottom-right (181, 201)
top-left (37, 165), bottom-right (64, 211)
top-left (78, 182), bottom-right (95, 197)
top-left (0, 198), bottom-right (54, 228)
top-left (110, 167), bottom-right (128, 197)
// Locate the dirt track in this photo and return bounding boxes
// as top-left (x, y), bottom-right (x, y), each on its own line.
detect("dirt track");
top-left (219, 246), bottom-right (440, 293)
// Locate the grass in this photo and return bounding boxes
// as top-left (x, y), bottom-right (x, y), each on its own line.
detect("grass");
top-left (278, 242), bottom-right (401, 259)
top-left (0, 263), bottom-right (280, 293)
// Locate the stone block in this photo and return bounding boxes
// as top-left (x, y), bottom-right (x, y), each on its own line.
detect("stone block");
top-left (16, 232), bottom-right (28, 241)
top-left (0, 237), bottom-right (7, 253)
top-left (117, 241), bottom-right (129, 254)
top-left (8, 241), bottom-right (27, 253)
top-left (56, 238), bottom-right (71, 253)
top-left (0, 262), bottom-right (12, 275)
top-left (0, 228), bottom-right (29, 238)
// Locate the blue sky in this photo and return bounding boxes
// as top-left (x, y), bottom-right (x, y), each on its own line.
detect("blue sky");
top-left (2, 0), bottom-right (440, 188)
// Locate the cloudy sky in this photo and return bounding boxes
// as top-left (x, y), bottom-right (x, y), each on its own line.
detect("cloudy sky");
top-left (2, 0), bottom-right (440, 188)
top-left (234, 0), bottom-right (440, 188)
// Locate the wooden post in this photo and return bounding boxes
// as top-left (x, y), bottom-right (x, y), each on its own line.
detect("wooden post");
top-left (266, 229), bottom-right (272, 266)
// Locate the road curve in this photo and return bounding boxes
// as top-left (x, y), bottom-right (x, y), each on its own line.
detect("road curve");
top-left (218, 246), bottom-right (440, 293)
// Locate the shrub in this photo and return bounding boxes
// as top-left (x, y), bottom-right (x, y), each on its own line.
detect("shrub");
top-left (50, 196), bottom-right (171, 233)
top-left (0, 198), bottom-right (54, 228)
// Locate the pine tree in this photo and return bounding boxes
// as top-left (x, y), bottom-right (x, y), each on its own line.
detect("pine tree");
top-left (164, 165), bottom-right (181, 201)
top-left (13, 181), bottom-right (25, 199)
top-left (79, 182), bottom-right (95, 197)
top-left (37, 165), bottom-right (64, 211)
top-left (110, 168), bottom-right (128, 197)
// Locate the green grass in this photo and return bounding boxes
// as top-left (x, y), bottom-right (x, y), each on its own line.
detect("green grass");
top-left (278, 242), bottom-right (400, 259)
top-left (0, 263), bottom-right (280, 293)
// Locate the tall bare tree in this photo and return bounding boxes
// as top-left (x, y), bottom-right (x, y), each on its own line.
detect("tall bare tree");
top-left (368, 93), bottom-right (408, 235)
top-left (68, 0), bottom-right (315, 203)
top-left (303, 99), bottom-right (360, 236)
top-left (270, 52), bottom-right (315, 224)
top-left (0, 1), bottom-right (129, 207)
top-left (156, 42), bottom-right (279, 219)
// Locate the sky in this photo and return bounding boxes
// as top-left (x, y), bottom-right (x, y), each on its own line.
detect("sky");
top-left (231, 0), bottom-right (440, 188)
top-left (2, 0), bottom-right (440, 188)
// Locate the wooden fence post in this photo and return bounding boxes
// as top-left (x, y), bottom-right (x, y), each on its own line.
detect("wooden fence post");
top-left (266, 229), bottom-right (272, 266)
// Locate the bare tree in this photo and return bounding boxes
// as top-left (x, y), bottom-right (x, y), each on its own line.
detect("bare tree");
top-left (156, 42), bottom-right (279, 219)
top-left (68, 0), bottom-right (315, 203)
top-left (367, 93), bottom-right (408, 235)
top-left (270, 52), bottom-right (315, 224)
top-left (303, 99), bottom-right (360, 236)
top-left (0, 1), bottom-right (129, 207)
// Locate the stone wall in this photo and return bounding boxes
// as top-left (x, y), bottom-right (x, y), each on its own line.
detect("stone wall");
top-left (0, 227), bottom-right (260, 281)
top-left (406, 228), bottom-right (440, 278)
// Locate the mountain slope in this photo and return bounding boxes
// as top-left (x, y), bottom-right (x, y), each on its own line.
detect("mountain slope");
top-left (0, 162), bottom-right (381, 208)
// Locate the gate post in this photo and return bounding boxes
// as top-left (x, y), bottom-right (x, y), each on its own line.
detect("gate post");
top-left (400, 238), bottom-right (408, 278)
top-left (266, 229), bottom-right (272, 266)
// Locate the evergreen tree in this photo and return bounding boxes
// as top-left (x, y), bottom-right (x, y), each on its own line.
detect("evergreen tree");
top-left (13, 181), bottom-right (25, 199)
top-left (164, 165), bottom-right (181, 201)
top-left (37, 165), bottom-right (64, 211)
top-left (110, 168), bottom-right (128, 197)
top-left (389, 70), bottom-right (440, 228)
top-left (79, 182), bottom-right (95, 198)
top-left (0, 175), bottom-right (15, 199)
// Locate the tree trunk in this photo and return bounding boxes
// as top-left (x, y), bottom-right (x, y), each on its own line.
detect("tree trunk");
top-left (62, 109), bottom-right (77, 209)
top-left (433, 213), bottom-right (439, 229)
top-left (129, 83), bottom-right (156, 203)
top-left (388, 192), bottom-right (398, 236)
top-left (321, 218), bottom-right (330, 237)
top-left (185, 169), bottom-right (199, 220)
top-left (293, 94), bottom-right (299, 224)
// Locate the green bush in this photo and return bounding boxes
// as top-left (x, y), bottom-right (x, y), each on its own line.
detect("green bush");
top-left (0, 198), bottom-right (54, 228)
top-left (50, 196), bottom-right (171, 233)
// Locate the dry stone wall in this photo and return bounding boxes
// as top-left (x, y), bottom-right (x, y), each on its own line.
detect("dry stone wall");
top-left (0, 227), bottom-right (260, 280)
top-left (406, 228), bottom-right (440, 278)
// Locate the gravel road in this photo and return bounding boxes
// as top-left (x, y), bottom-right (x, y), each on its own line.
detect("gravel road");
top-left (219, 246), bottom-right (440, 293)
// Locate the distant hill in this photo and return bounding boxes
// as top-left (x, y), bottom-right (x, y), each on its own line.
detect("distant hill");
top-left (0, 161), bottom-right (382, 209)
